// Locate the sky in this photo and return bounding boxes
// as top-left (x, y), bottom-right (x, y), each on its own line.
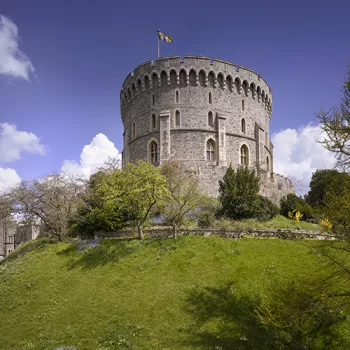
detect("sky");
top-left (0, 0), bottom-right (349, 195)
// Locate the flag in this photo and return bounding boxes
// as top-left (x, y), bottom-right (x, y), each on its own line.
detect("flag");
top-left (157, 29), bottom-right (173, 43)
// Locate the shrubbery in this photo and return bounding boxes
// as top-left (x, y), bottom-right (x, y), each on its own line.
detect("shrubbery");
top-left (255, 195), bottom-right (280, 221)
top-left (280, 194), bottom-right (313, 221)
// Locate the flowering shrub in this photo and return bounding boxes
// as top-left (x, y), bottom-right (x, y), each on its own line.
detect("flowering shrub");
top-left (320, 217), bottom-right (332, 231)
top-left (288, 210), bottom-right (303, 222)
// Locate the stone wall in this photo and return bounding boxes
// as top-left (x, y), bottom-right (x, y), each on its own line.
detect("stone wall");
top-left (120, 56), bottom-right (294, 204)
top-left (0, 218), bottom-right (17, 260)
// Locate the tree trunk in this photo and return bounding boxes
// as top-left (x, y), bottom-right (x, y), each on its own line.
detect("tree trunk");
top-left (138, 225), bottom-right (144, 240)
top-left (172, 225), bottom-right (177, 239)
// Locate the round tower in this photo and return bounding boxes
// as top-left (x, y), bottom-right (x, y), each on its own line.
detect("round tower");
top-left (120, 56), bottom-right (293, 203)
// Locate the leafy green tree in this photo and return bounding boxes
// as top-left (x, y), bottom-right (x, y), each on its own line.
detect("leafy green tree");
top-left (219, 166), bottom-right (260, 219)
top-left (318, 67), bottom-right (350, 171)
top-left (160, 161), bottom-right (204, 238)
top-left (280, 193), bottom-right (313, 221)
top-left (72, 170), bottom-right (126, 235)
top-left (99, 161), bottom-right (167, 240)
top-left (305, 169), bottom-right (350, 208)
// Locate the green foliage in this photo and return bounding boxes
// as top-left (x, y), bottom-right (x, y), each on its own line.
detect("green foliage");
top-left (280, 193), bottom-right (313, 221)
top-left (73, 162), bottom-right (167, 239)
top-left (72, 170), bottom-right (126, 235)
top-left (305, 169), bottom-right (350, 208)
top-left (197, 196), bottom-right (219, 229)
top-left (219, 166), bottom-right (260, 220)
top-left (117, 161), bottom-right (167, 239)
top-left (255, 195), bottom-right (280, 221)
top-left (323, 178), bottom-right (350, 238)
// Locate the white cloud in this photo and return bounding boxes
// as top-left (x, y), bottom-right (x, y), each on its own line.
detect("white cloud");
top-left (0, 15), bottom-right (34, 80)
top-left (0, 167), bottom-right (21, 193)
top-left (272, 124), bottom-right (336, 195)
top-left (0, 123), bottom-right (46, 163)
top-left (62, 133), bottom-right (122, 179)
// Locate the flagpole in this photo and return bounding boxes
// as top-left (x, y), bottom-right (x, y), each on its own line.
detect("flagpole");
top-left (157, 36), bottom-right (160, 58)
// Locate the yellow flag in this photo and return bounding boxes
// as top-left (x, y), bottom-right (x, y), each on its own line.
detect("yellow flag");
top-left (157, 30), bottom-right (173, 43)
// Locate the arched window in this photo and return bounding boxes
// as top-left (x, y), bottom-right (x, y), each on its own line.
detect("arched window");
top-left (242, 99), bottom-right (245, 111)
top-left (176, 90), bottom-right (179, 103)
top-left (217, 73), bottom-right (224, 89)
top-left (175, 110), bottom-right (180, 127)
top-left (266, 156), bottom-right (270, 173)
top-left (199, 70), bottom-right (206, 87)
top-left (226, 75), bottom-right (233, 91)
top-left (161, 71), bottom-right (167, 87)
top-left (132, 122), bottom-right (136, 139)
top-left (206, 139), bottom-right (215, 161)
top-left (151, 114), bottom-right (156, 130)
top-left (208, 112), bottom-right (214, 127)
top-left (250, 83), bottom-right (255, 98)
top-left (179, 70), bottom-right (187, 87)
top-left (257, 86), bottom-right (261, 101)
top-left (208, 71), bottom-right (215, 88)
top-left (137, 79), bottom-right (142, 92)
top-left (241, 118), bottom-right (246, 133)
top-left (235, 78), bottom-right (241, 93)
top-left (152, 73), bottom-right (158, 88)
top-left (144, 76), bottom-right (150, 89)
top-left (170, 70), bottom-right (177, 88)
top-left (150, 141), bottom-right (158, 164)
top-left (209, 92), bottom-right (212, 104)
top-left (132, 83), bottom-right (136, 95)
top-left (189, 69), bottom-right (196, 86)
top-left (240, 145), bottom-right (249, 166)
top-left (242, 80), bottom-right (249, 96)
top-left (152, 94), bottom-right (155, 106)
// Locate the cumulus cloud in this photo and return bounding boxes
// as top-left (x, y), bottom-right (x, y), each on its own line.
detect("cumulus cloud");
top-left (272, 124), bottom-right (336, 195)
top-left (62, 133), bottom-right (122, 179)
top-left (0, 123), bottom-right (46, 163)
top-left (0, 167), bottom-right (21, 193)
top-left (0, 15), bottom-right (34, 80)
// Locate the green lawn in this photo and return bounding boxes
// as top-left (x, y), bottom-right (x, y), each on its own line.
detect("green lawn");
top-left (216, 214), bottom-right (321, 231)
top-left (0, 236), bottom-right (348, 349)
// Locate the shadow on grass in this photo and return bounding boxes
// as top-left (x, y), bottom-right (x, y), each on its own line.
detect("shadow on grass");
top-left (182, 281), bottom-right (349, 349)
top-left (56, 238), bottom-right (144, 270)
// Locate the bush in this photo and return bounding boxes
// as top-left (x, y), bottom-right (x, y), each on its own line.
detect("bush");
top-left (280, 194), bottom-right (313, 221)
top-left (255, 195), bottom-right (280, 221)
top-left (219, 166), bottom-right (260, 220)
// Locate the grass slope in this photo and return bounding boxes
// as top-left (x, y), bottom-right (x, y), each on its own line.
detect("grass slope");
top-left (0, 237), bottom-right (348, 349)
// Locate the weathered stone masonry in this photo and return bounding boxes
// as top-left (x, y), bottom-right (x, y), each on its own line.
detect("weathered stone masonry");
top-left (120, 56), bottom-right (294, 204)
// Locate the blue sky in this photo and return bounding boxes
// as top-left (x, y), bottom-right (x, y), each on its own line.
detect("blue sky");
top-left (0, 0), bottom-right (349, 194)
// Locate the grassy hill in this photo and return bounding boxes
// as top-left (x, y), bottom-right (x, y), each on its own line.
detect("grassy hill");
top-left (0, 236), bottom-right (349, 349)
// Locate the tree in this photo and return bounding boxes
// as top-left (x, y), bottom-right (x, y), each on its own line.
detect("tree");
top-left (318, 67), bottom-right (350, 171)
top-left (7, 174), bottom-right (84, 241)
top-left (218, 166), bottom-right (260, 219)
top-left (305, 169), bottom-right (350, 208)
top-left (99, 161), bottom-right (167, 240)
top-left (316, 67), bottom-right (350, 305)
top-left (160, 161), bottom-right (204, 237)
top-left (72, 170), bottom-right (126, 235)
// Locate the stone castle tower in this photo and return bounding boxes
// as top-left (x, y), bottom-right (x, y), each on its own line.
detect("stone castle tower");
top-left (120, 56), bottom-right (293, 203)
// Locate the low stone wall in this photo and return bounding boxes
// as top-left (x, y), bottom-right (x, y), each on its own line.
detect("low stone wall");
top-left (95, 227), bottom-right (335, 241)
